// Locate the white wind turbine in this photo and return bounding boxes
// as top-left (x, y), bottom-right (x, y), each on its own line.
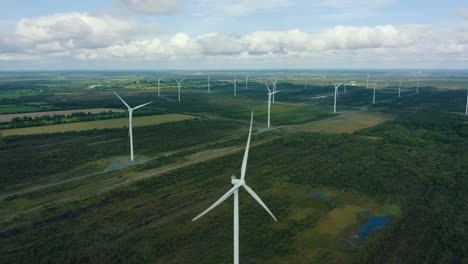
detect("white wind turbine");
top-left (157, 76), bottom-right (164, 97)
top-left (234, 77), bottom-right (237, 96)
top-left (373, 82), bottom-right (376, 104)
top-left (465, 89), bottom-right (468, 116)
top-left (398, 80), bottom-right (402, 98)
top-left (330, 80), bottom-right (343, 113)
top-left (245, 76), bottom-right (249, 89)
top-left (265, 81), bottom-right (279, 128)
top-left (113, 92), bottom-right (152, 162)
top-left (192, 112), bottom-right (277, 264)
top-left (416, 77), bottom-right (420, 94)
top-left (208, 76), bottom-right (211, 93)
top-left (176, 79), bottom-right (185, 102)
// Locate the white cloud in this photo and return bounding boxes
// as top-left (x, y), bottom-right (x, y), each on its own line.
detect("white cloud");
top-left (1, 13), bottom-right (160, 53)
top-left (455, 8), bottom-right (468, 20)
top-left (193, 0), bottom-right (293, 16)
top-left (117, 0), bottom-right (182, 15)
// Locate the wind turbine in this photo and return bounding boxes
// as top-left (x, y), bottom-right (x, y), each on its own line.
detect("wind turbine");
top-left (113, 91), bottom-right (152, 162)
top-left (416, 77), bottom-right (420, 94)
top-left (304, 79), bottom-right (307, 89)
top-left (465, 89), bottom-right (468, 116)
top-left (265, 81), bottom-right (279, 128)
top-left (192, 112), bottom-right (277, 264)
top-left (157, 76), bottom-right (164, 97)
top-left (330, 80), bottom-right (343, 113)
top-left (398, 80), bottom-right (402, 98)
top-left (245, 76), bottom-right (249, 89)
top-left (208, 76), bottom-right (211, 93)
top-left (272, 79), bottom-right (279, 103)
top-left (373, 82), bottom-right (376, 104)
top-left (175, 79), bottom-right (185, 102)
top-left (234, 77), bottom-right (237, 97)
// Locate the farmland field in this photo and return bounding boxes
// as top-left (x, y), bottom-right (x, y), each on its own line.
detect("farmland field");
top-left (0, 113), bottom-right (196, 136)
top-left (0, 108), bottom-right (124, 122)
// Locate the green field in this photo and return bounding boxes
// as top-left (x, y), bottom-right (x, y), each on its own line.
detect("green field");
top-left (0, 114), bottom-right (196, 136)
top-left (0, 71), bottom-right (467, 263)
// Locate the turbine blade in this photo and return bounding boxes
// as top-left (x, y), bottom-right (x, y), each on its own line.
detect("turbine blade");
top-left (243, 184), bottom-right (277, 222)
top-left (192, 184), bottom-right (241, 222)
top-left (336, 83), bottom-right (343, 89)
top-left (113, 91), bottom-right (131, 109)
top-left (265, 81), bottom-right (271, 93)
top-left (133, 101), bottom-right (152, 110)
top-left (240, 112), bottom-right (253, 181)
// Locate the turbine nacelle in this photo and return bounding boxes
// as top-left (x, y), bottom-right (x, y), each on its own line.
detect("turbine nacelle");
top-left (231, 176), bottom-right (245, 186)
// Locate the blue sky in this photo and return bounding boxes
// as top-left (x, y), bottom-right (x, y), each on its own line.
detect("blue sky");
top-left (0, 0), bottom-right (467, 70)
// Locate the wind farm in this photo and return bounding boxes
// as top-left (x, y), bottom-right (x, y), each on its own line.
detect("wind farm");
top-left (1, 1), bottom-right (468, 264)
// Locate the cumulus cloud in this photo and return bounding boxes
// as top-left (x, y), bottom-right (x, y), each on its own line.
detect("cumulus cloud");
top-left (1, 17), bottom-right (465, 69)
top-left (455, 8), bottom-right (468, 20)
top-left (193, 0), bottom-right (293, 16)
top-left (117, 0), bottom-right (182, 15)
top-left (0, 13), bottom-right (160, 54)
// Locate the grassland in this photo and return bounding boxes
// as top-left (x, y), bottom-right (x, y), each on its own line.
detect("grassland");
top-left (0, 114), bottom-right (196, 136)
top-left (294, 112), bottom-right (394, 134)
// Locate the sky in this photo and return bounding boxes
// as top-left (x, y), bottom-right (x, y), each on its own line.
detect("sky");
top-left (0, 0), bottom-right (467, 70)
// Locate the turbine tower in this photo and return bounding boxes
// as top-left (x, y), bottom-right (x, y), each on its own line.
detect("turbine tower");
top-left (373, 82), bottom-right (376, 104)
top-left (245, 76), bottom-right (249, 89)
top-left (157, 76), bottom-right (164, 97)
top-left (416, 77), bottom-right (420, 94)
top-left (265, 81), bottom-right (279, 128)
top-left (330, 80), bottom-right (343, 113)
top-left (398, 80), bottom-right (402, 98)
top-left (304, 79), bottom-right (307, 89)
top-left (208, 76), bottom-right (211, 93)
top-left (192, 112), bottom-right (277, 264)
top-left (176, 79), bottom-right (185, 102)
top-left (113, 92), bottom-right (152, 162)
top-left (234, 77), bottom-right (237, 97)
top-left (465, 89), bottom-right (468, 116)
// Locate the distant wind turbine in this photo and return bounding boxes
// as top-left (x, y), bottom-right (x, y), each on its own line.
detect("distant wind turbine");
top-left (344, 80), bottom-right (347, 94)
top-left (113, 91), bottom-right (152, 161)
top-left (208, 76), bottom-right (211, 93)
top-left (465, 90), bottom-right (468, 116)
top-left (245, 76), bottom-right (249, 89)
top-left (176, 79), bottom-right (185, 102)
top-left (304, 79), bottom-right (307, 89)
top-left (234, 77), bottom-right (237, 97)
top-left (398, 80), bottom-right (402, 98)
top-left (157, 76), bottom-right (164, 97)
top-left (416, 77), bottom-right (420, 94)
top-left (265, 81), bottom-right (279, 128)
top-left (373, 82), bottom-right (376, 104)
top-left (192, 112), bottom-right (277, 264)
top-left (330, 80), bottom-right (343, 113)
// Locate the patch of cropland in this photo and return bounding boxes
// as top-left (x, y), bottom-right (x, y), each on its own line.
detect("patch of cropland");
top-left (1, 110), bottom-right (467, 263)
top-left (0, 113), bottom-right (195, 136)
